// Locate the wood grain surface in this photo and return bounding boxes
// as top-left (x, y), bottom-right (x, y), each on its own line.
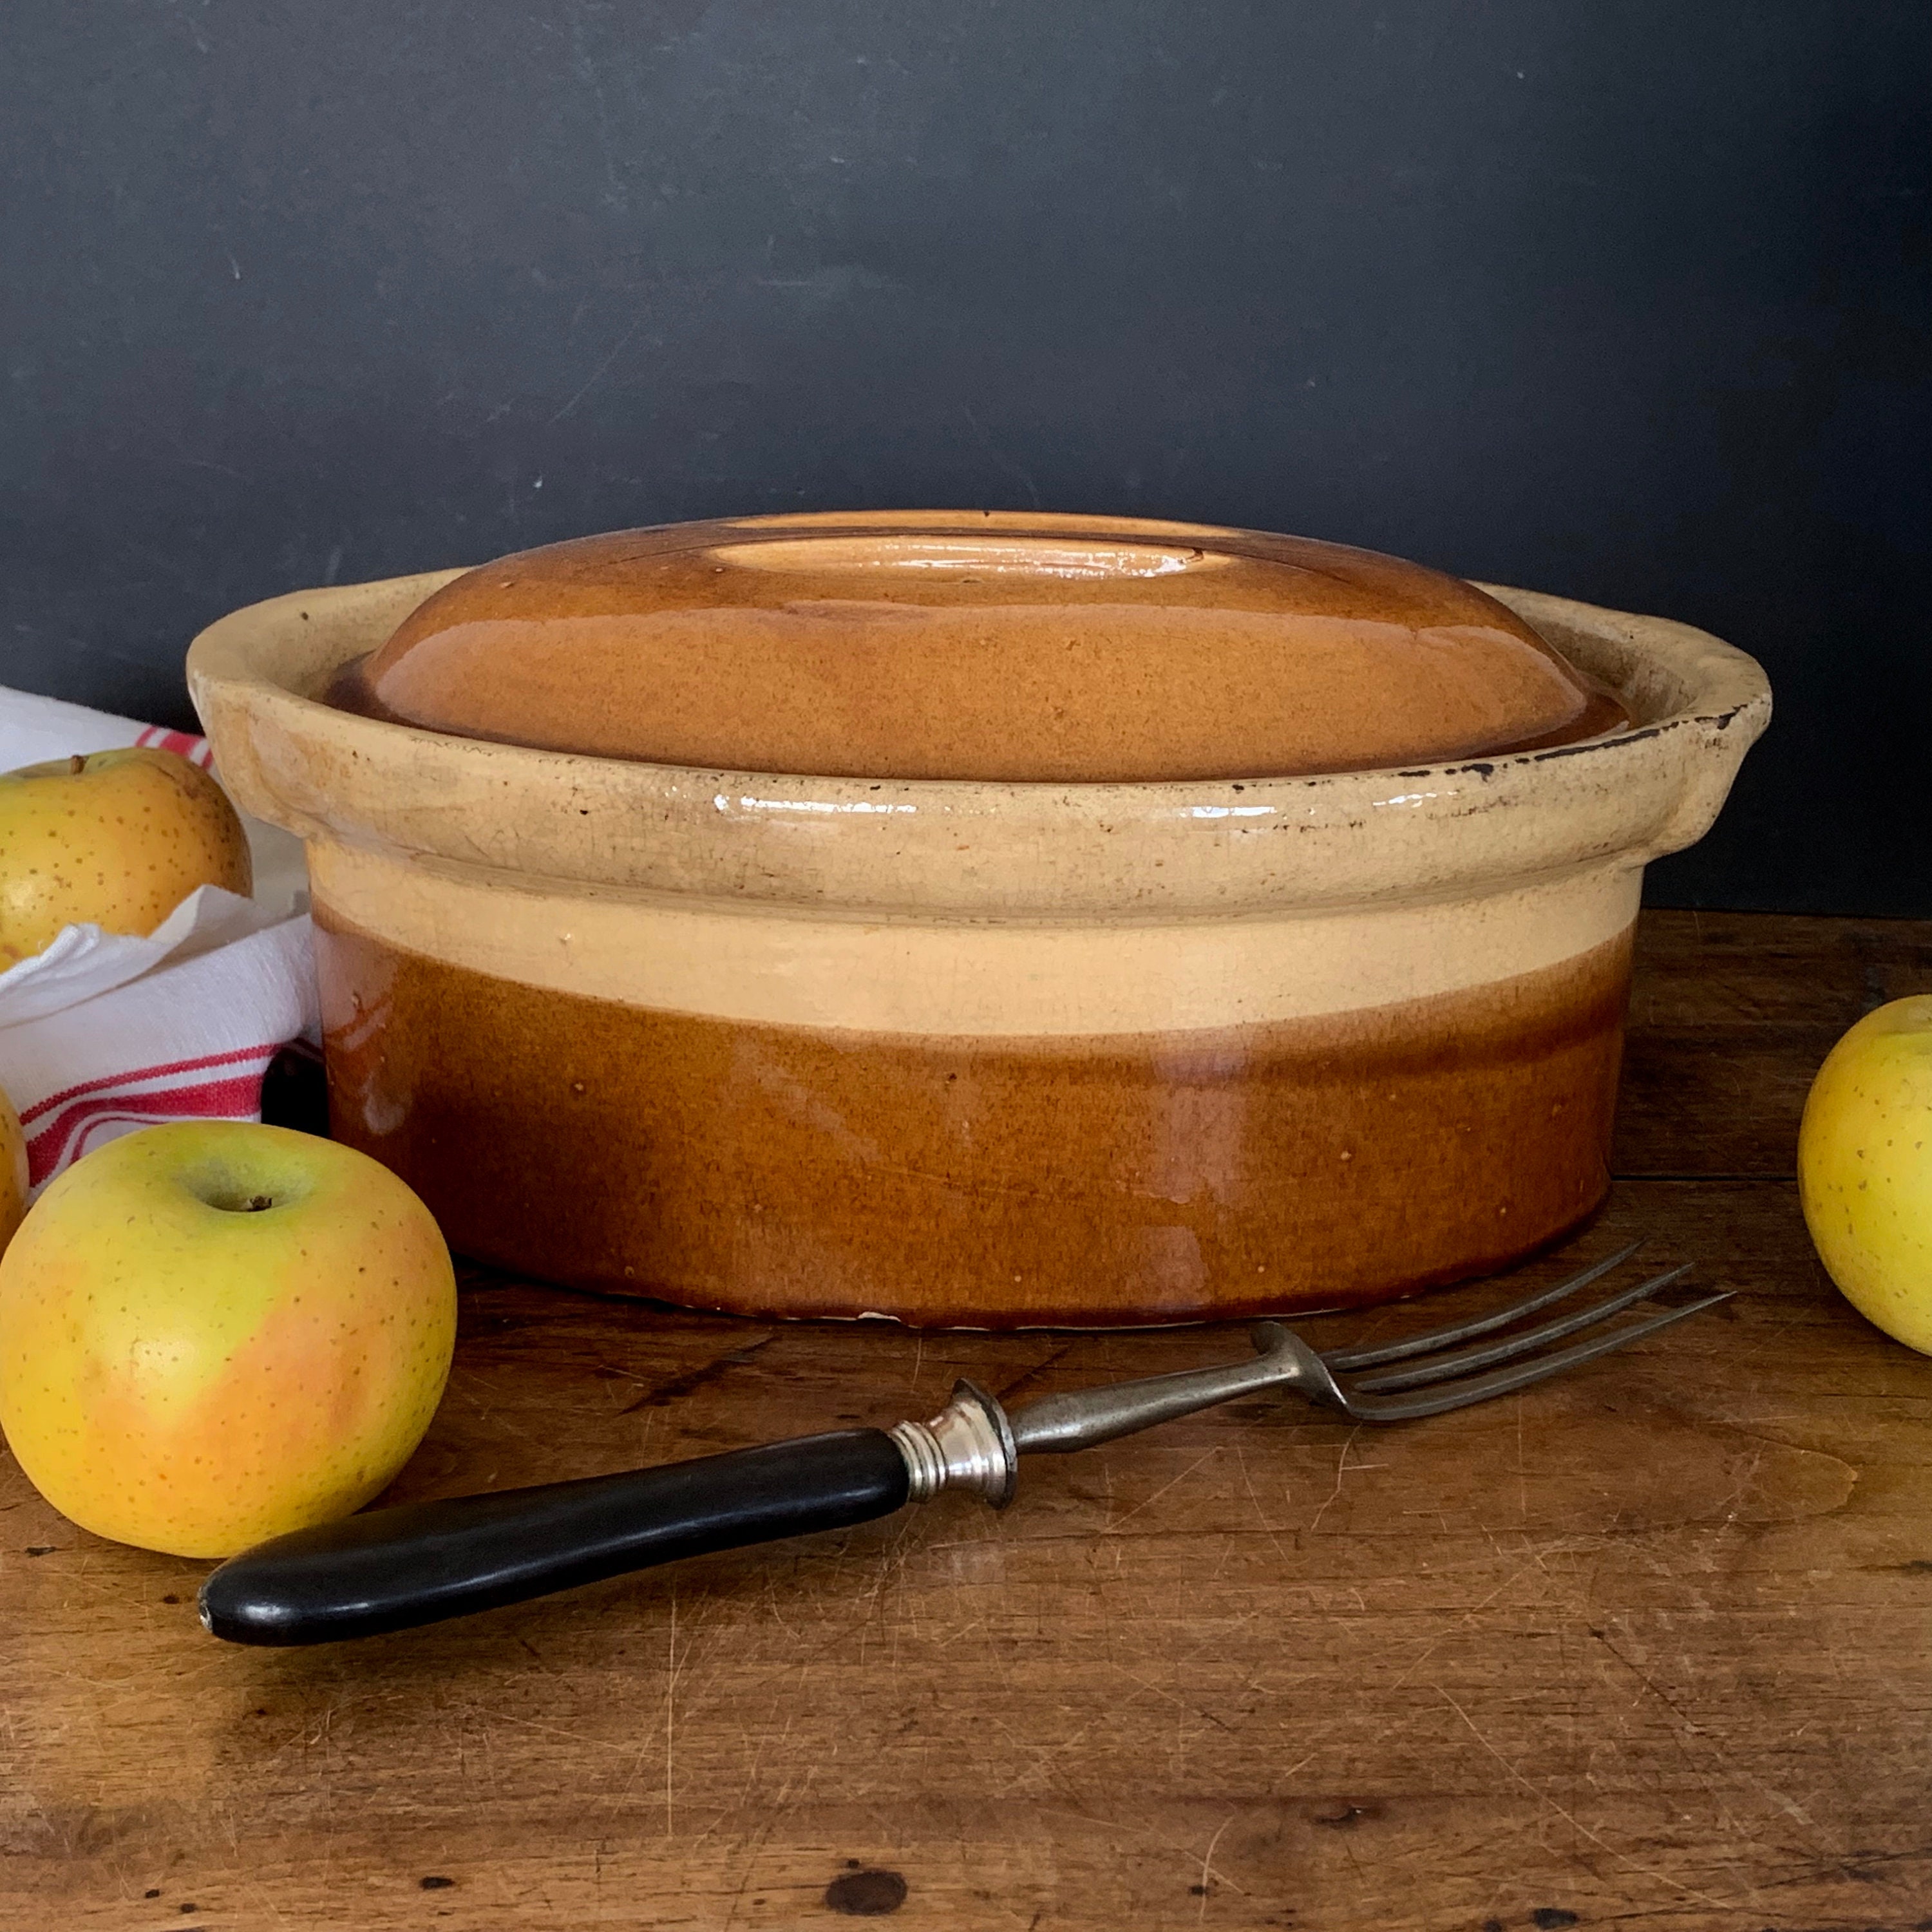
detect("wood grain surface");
top-left (5, 909), bottom-right (1931, 1931)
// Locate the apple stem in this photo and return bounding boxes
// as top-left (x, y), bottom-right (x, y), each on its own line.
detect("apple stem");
top-left (68, 753), bottom-right (86, 775)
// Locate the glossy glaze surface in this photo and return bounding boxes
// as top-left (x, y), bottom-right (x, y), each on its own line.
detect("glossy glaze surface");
top-left (332, 514), bottom-right (1628, 782)
top-left (188, 537), bottom-right (1770, 1326)
top-left (315, 909), bottom-right (1631, 1327)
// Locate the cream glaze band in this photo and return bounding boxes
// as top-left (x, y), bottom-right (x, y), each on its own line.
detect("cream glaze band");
top-left (309, 839), bottom-right (1641, 1037)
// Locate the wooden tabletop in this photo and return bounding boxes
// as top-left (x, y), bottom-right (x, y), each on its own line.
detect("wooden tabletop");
top-left (6, 909), bottom-right (1932, 1932)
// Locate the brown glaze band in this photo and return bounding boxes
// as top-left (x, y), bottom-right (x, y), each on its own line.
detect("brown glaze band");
top-left (316, 907), bottom-right (1633, 1328)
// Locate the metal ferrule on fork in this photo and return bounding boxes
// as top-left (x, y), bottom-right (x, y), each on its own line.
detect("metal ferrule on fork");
top-left (889, 1379), bottom-right (1018, 1505)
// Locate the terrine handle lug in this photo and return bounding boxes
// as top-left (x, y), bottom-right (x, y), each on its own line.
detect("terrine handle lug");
top-left (198, 1426), bottom-right (923, 1646)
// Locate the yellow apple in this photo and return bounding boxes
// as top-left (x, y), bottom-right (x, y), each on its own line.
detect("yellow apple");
top-left (0, 747), bottom-right (252, 969)
top-left (1798, 995), bottom-right (1932, 1354)
top-left (0, 1083), bottom-right (25, 1256)
top-left (0, 1121), bottom-right (456, 1557)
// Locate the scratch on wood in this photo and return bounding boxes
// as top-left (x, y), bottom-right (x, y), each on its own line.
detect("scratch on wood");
top-left (1233, 1446), bottom-right (1293, 1570)
top-left (665, 1581), bottom-right (678, 1837)
top-left (1309, 1425), bottom-right (1390, 1532)
top-left (1432, 1681), bottom-right (1730, 1909)
top-left (1198, 1810), bottom-right (1240, 1918)
top-left (621, 1335), bottom-right (777, 1415)
top-left (996, 1340), bottom-right (1076, 1404)
top-left (1107, 1448), bottom-right (1222, 1531)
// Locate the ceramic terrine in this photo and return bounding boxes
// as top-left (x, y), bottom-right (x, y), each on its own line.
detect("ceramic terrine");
top-left (188, 512), bottom-right (1770, 1325)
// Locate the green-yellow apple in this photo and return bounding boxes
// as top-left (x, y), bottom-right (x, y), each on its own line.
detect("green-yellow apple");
top-left (1798, 994), bottom-right (1932, 1354)
top-left (0, 1121), bottom-right (456, 1557)
top-left (0, 1083), bottom-right (24, 1255)
top-left (0, 747), bottom-right (252, 969)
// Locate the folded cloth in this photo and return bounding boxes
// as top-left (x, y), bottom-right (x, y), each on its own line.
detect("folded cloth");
top-left (0, 685), bottom-right (320, 1193)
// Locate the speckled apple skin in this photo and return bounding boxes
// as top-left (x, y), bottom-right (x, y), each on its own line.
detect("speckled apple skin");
top-left (0, 1086), bottom-right (25, 1255)
top-left (1799, 996), bottom-right (1932, 1356)
top-left (0, 1121), bottom-right (455, 1557)
top-left (0, 746), bottom-right (252, 969)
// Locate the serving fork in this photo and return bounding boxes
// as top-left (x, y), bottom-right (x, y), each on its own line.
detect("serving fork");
top-left (200, 1238), bottom-right (1727, 1645)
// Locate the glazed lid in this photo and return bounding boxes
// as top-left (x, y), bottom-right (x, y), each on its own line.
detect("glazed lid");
top-left (333, 512), bottom-right (1627, 782)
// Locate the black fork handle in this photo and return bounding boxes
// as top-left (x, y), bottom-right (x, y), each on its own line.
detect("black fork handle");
top-left (198, 1429), bottom-right (911, 1645)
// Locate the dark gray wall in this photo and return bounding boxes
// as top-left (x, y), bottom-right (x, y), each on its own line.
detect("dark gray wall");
top-left (5, 3), bottom-right (1927, 913)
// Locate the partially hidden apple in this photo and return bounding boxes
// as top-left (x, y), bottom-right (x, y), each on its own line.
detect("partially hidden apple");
top-left (0, 1121), bottom-right (456, 1557)
top-left (1798, 994), bottom-right (1932, 1354)
top-left (0, 1083), bottom-right (25, 1255)
top-left (0, 747), bottom-right (252, 969)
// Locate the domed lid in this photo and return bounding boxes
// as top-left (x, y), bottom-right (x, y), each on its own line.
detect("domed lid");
top-left (331, 512), bottom-right (1627, 782)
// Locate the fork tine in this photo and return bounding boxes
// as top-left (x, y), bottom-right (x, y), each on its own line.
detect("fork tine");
top-left (1329, 1291), bottom-right (1734, 1422)
top-left (1347, 1263), bottom-right (1693, 1393)
top-left (1321, 1236), bottom-right (1649, 1372)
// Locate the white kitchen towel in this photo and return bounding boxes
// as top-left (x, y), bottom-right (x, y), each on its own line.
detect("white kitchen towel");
top-left (0, 685), bottom-right (320, 1191)
top-left (0, 682), bottom-right (216, 772)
